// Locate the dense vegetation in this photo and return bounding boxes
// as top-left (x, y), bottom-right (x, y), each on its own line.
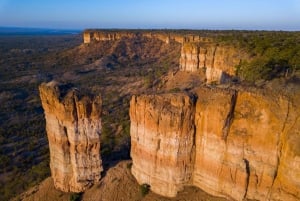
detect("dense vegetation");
top-left (217, 31), bottom-right (300, 82)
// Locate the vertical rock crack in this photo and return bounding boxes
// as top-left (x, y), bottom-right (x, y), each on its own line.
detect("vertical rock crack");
top-left (222, 91), bottom-right (237, 141)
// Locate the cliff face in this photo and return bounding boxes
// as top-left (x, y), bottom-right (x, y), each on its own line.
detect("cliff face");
top-left (130, 88), bottom-right (300, 201)
top-left (39, 81), bottom-right (103, 192)
top-left (83, 31), bottom-right (137, 43)
top-left (193, 88), bottom-right (295, 200)
top-left (83, 30), bottom-right (213, 44)
top-left (83, 30), bottom-right (241, 83)
top-left (179, 43), bottom-right (243, 83)
top-left (271, 92), bottom-right (300, 201)
top-left (130, 94), bottom-right (195, 197)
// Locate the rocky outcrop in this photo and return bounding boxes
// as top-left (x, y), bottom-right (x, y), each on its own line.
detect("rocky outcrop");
top-left (179, 43), bottom-right (243, 83)
top-left (83, 30), bottom-right (245, 83)
top-left (130, 88), bottom-right (300, 200)
top-left (39, 81), bottom-right (103, 192)
top-left (130, 93), bottom-right (195, 197)
top-left (83, 30), bottom-right (213, 44)
top-left (83, 30), bottom-right (169, 44)
top-left (83, 30), bottom-right (241, 83)
top-left (271, 92), bottom-right (300, 201)
top-left (83, 31), bottom-right (137, 43)
top-left (193, 88), bottom-right (297, 201)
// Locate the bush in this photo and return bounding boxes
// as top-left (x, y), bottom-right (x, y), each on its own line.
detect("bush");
top-left (169, 88), bottom-right (180, 93)
top-left (126, 162), bottom-right (132, 169)
top-left (70, 193), bottom-right (82, 201)
top-left (140, 183), bottom-right (150, 197)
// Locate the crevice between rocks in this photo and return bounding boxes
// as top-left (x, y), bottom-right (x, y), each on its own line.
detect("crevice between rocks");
top-left (222, 91), bottom-right (238, 141)
top-left (243, 158), bottom-right (250, 199)
top-left (190, 92), bottom-right (198, 185)
top-left (211, 45), bottom-right (218, 68)
top-left (72, 94), bottom-right (79, 122)
top-left (196, 46), bottom-right (200, 70)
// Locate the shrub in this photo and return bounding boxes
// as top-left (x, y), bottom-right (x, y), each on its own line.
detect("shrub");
top-left (140, 183), bottom-right (150, 197)
top-left (169, 88), bottom-right (180, 93)
top-left (126, 162), bottom-right (132, 169)
top-left (70, 193), bottom-right (82, 201)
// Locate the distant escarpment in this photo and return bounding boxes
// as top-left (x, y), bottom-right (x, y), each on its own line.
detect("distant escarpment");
top-left (130, 88), bottom-right (300, 201)
top-left (39, 81), bottom-right (103, 192)
top-left (83, 30), bottom-right (248, 84)
top-left (83, 30), bottom-right (213, 44)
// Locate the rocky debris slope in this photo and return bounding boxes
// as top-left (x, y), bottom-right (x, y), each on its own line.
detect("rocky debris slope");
top-left (130, 87), bottom-right (300, 201)
top-left (39, 81), bottom-right (103, 192)
top-left (15, 161), bottom-right (228, 201)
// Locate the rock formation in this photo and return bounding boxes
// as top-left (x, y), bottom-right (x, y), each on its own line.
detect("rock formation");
top-left (83, 30), bottom-right (242, 83)
top-left (179, 43), bottom-right (243, 83)
top-left (83, 30), bottom-right (213, 44)
top-left (39, 81), bottom-right (103, 192)
top-left (130, 88), bottom-right (300, 201)
top-left (130, 94), bottom-right (195, 197)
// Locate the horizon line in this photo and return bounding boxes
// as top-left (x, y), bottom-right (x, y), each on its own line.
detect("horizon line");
top-left (0, 26), bottom-right (300, 32)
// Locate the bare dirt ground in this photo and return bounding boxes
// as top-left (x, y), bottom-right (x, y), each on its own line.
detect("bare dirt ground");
top-left (15, 161), bottom-right (230, 201)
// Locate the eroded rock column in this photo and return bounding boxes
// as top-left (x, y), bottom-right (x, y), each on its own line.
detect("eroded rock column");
top-left (39, 81), bottom-right (103, 192)
top-left (130, 93), bottom-right (195, 197)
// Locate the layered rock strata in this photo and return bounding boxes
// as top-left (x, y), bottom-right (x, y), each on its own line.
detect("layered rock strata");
top-left (130, 94), bottom-right (195, 197)
top-left (130, 88), bottom-right (300, 201)
top-left (39, 81), bottom-right (103, 192)
top-left (83, 30), bottom-right (213, 44)
top-left (179, 43), bottom-right (243, 83)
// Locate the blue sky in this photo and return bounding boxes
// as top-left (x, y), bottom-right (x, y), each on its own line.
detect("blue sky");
top-left (0, 0), bottom-right (299, 30)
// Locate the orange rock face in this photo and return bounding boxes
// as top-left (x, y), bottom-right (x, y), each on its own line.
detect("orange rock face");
top-left (39, 81), bottom-right (103, 192)
top-left (179, 43), bottom-right (243, 83)
top-left (83, 30), bottom-right (213, 45)
top-left (130, 94), bottom-right (195, 197)
top-left (83, 30), bottom-right (172, 44)
top-left (130, 88), bottom-right (300, 200)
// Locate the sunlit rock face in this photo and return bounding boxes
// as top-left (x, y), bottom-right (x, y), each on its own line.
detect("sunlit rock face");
top-left (130, 93), bottom-right (195, 197)
top-left (130, 87), bottom-right (300, 201)
top-left (192, 88), bottom-right (244, 199)
top-left (270, 92), bottom-right (300, 201)
top-left (193, 88), bottom-right (295, 201)
top-left (83, 30), bottom-right (213, 44)
top-left (39, 81), bottom-right (103, 192)
top-left (179, 43), bottom-right (242, 83)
